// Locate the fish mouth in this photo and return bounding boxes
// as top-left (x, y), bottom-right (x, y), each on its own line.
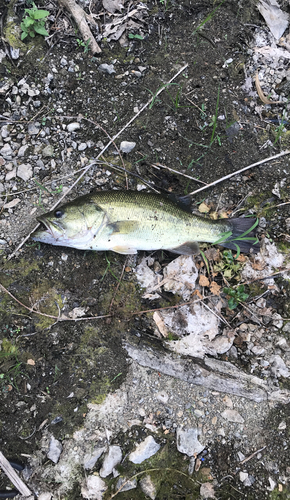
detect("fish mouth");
top-left (36, 216), bottom-right (63, 239)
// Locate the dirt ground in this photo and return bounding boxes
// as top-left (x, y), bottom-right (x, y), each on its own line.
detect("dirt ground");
top-left (1, 0), bottom-right (290, 498)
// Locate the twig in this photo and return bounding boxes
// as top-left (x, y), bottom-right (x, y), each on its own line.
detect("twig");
top-left (0, 280), bottom-right (216, 323)
top-left (151, 163), bottom-right (208, 185)
top-left (0, 451), bottom-right (32, 497)
top-left (58, 0), bottom-right (101, 53)
top-left (9, 63), bottom-right (189, 260)
top-left (109, 467), bottom-right (199, 499)
top-left (0, 282), bottom-right (111, 322)
top-left (202, 300), bottom-right (230, 326)
top-left (188, 150), bottom-right (290, 196)
top-left (255, 74), bottom-right (281, 105)
top-left (240, 446), bottom-right (266, 464)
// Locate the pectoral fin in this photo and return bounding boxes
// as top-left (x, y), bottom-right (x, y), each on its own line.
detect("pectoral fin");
top-left (111, 245), bottom-right (137, 255)
top-left (107, 221), bottom-right (140, 235)
top-left (169, 241), bottom-right (200, 255)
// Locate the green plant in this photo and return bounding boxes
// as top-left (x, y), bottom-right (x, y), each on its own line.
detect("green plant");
top-left (213, 218), bottom-right (259, 258)
top-left (101, 254), bottom-right (121, 283)
top-left (160, 0), bottom-right (170, 11)
top-left (223, 284), bottom-right (249, 310)
top-left (192, 0), bottom-right (225, 35)
top-left (214, 249), bottom-right (243, 279)
top-left (273, 102), bottom-right (289, 145)
top-left (76, 38), bottom-right (91, 53)
top-left (128, 33), bottom-right (144, 40)
top-left (20, 3), bottom-right (49, 40)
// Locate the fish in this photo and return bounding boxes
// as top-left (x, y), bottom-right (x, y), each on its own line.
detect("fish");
top-left (31, 190), bottom-right (259, 255)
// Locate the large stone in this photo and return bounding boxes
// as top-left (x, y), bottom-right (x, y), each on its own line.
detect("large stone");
top-left (47, 436), bottom-right (62, 463)
top-left (99, 445), bottom-right (122, 478)
top-left (17, 163), bottom-right (33, 181)
top-left (176, 428), bottom-right (204, 457)
top-left (129, 436), bottom-right (160, 464)
top-left (81, 475), bottom-right (107, 500)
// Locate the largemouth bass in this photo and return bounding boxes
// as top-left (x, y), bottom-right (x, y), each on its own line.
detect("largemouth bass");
top-left (32, 191), bottom-right (259, 254)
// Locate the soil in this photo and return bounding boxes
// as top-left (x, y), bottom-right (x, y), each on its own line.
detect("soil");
top-left (0, 0), bottom-right (290, 499)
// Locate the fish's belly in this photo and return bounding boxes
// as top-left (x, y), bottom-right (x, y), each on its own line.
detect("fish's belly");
top-left (89, 223), bottom-right (190, 254)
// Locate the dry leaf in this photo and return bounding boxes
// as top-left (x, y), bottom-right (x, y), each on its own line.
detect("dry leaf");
top-left (204, 247), bottom-right (219, 261)
top-left (4, 198), bottom-right (21, 209)
top-left (153, 311), bottom-right (168, 337)
top-left (210, 281), bottom-right (221, 295)
top-left (27, 359), bottom-right (35, 366)
top-left (198, 202), bottom-right (210, 213)
top-left (236, 254), bottom-right (247, 262)
top-left (199, 275), bottom-right (210, 287)
top-left (193, 289), bottom-right (203, 299)
top-left (252, 261), bottom-right (266, 270)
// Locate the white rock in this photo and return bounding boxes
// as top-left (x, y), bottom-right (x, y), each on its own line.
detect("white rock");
top-left (1, 125), bottom-right (10, 138)
top-left (6, 168), bottom-right (17, 181)
top-left (129, 436), bottom-right (160, 464)
top-left (84, 447), bottom-right (106, 469)
top-left (269, 355), bottom-right (290, 378)
top-left (81, 475), bottom-right (107, 500)
top-left (176, 427), bottom-right (204, 457)
top-left (283, 322), bottom-right (290, 334)
top-left (163, 255), bottom-right (198, 300)
top-left (78, 142), bottom-right (87, 151)
top-left (156, 391), bottom-right (168, 404)
top-left (0, 143), bottom-right (12, 158)
top-left (38, 494), bottom-right (53, 500)
top-left (272, 313), bottom-right (284, 329)
top-left (120, 141), bottom-right (136, 153)
top-left (221, 409), bottom-right (244, 423)
top-left (98, 63), bottom-right (115, 74)
top-left (200, 482), bottom-right (216, 499)
top-left (100, 445), bottom-right (122, 477)
top-left (47, 436), bottom-right (62, 463)
top-left (139, 475), bottom-right (157, 499)
top-left (267, 477), bottom-right (276, 491)
top-left (67, 122), bottom-right (80, 132)
top-left (17, 163), bottom-right (33, 181)
top-left (18, 145), bottom-right (29, 157)
top-left (239, 471), bottom-right (248, 483)
top-left (115, 477), bottom-right (137, 492)
top-left (251, 346), bottom-right (265, 356)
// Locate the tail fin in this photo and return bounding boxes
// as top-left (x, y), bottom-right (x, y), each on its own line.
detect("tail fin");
top-left (219, 218), bottom-right (260, 254)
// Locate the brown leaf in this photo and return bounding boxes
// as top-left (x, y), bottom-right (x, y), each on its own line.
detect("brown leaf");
top-left (193, 289), bottom-right (203, 299)
top-left (236, 254), bottom-right (247, 262)
top-left (210, 281), bottom-right (221, 296)
top-left (252, 260), bottom-right (266, 270)
top-left (198, 202), bottom-right (210, 213)
top-left (204, 247), bottom-right (220, 261)
top-left (199, 275), bottom-right (210, 287)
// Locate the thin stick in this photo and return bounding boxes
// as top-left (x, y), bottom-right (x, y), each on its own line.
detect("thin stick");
top-left (240, 446), bottom-right (266, 465)
top-left (187, 150), bottom-right (290, 196)
top-left (0, 282), bottom-right (111, 322)
top-left (151, 163), bottom-right (208, 185)
top-left (0, 451), bottom-right (32, 497)
top-left (9, 63), bottom-right (189, 260)
top-left (202, 300), bottom-right (230, 327)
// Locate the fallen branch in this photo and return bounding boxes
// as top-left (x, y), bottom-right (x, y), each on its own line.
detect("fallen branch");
top-left (0, 451), bottom-right (32, 498)
top-left (188, 150), bottom-right (290, 196)
top-left (58, 0), bottom-right (101, 54)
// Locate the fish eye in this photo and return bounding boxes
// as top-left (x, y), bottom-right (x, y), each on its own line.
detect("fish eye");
top-left (54, 210), bottom-right (64, 218)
